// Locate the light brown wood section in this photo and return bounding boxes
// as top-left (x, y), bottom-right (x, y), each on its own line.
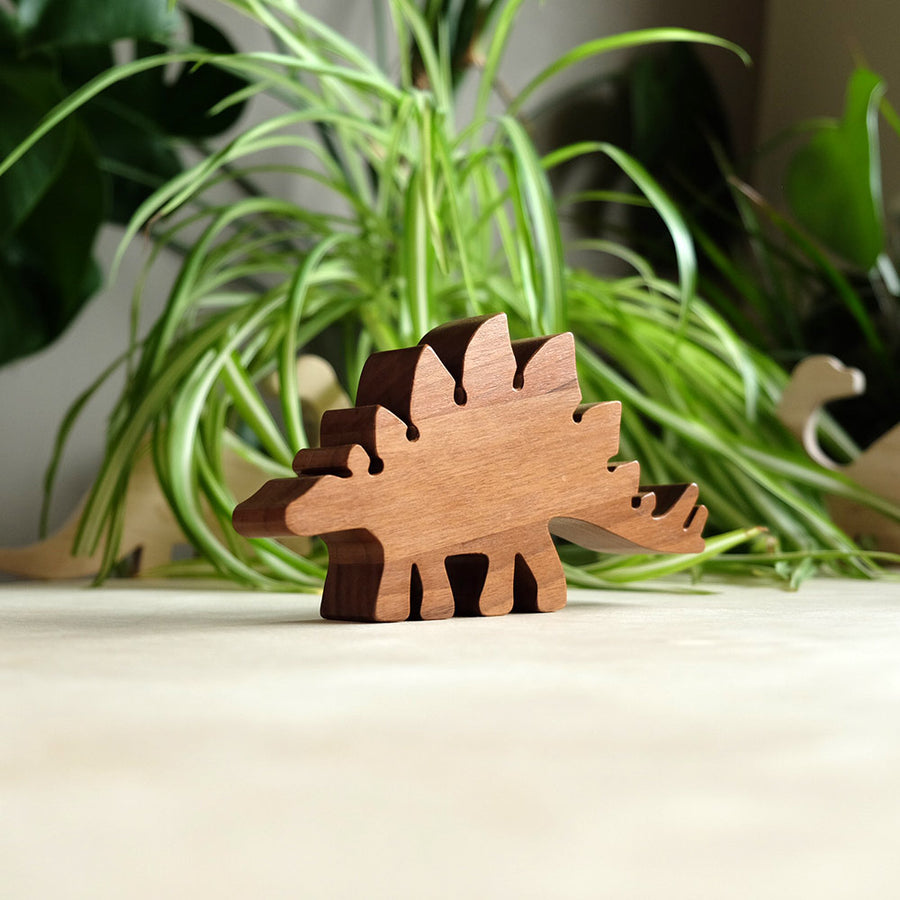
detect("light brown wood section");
top-left (233, 314), bottom-right (707, 621)
top-left (0, 441), bottom-right (294, 579)
top-left (0, 354), bottom-right (345, 580)
top-left (778, 354), bottom-right (900, 552)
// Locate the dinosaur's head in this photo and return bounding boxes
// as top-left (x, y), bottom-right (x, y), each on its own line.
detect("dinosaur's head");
top-left (793, 355), bottom-right (866, 401)
top-left (777, 355), bottom-right (866, 471)
top-left (233, 443), bottom-right (375, 539)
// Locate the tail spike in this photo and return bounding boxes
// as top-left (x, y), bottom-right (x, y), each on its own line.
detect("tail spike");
top-left (641, 483), bottom-right (701, 522)
top-left (685, 504), bottom-right (709, 536)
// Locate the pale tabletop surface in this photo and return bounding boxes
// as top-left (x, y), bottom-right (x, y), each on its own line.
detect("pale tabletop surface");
top-left (3, 576), bottom-right (900, 899)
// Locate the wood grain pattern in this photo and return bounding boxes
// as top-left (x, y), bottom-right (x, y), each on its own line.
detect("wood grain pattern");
top-left (778, 354), bottom-right (900, 553)
top-left (233, 314), bottom-right (707, 621)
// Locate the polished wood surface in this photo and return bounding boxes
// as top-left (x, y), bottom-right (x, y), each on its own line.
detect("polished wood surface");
top-left (234, 314), bottom-right (706, 621)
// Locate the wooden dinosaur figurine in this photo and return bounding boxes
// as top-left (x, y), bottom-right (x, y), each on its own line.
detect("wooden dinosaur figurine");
top-left (778, 354), bottom-right (900, 553)
top-left (234, 314), bottom-right (706, 621)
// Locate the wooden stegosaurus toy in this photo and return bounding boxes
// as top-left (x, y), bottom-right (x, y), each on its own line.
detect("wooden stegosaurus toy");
top-left (233, 314), bottom-right (707, 621)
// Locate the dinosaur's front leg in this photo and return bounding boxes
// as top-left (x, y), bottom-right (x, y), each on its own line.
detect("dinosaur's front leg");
top-left (320, 558), bottom-right (413, 622)
top-left (320, 533), bottom-right (412, 622)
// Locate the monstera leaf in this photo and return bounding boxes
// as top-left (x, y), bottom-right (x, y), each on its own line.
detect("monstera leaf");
top-left (786, 68), bottom-right (887, 271)
top-left (0, 0), bottom-right (245, 367)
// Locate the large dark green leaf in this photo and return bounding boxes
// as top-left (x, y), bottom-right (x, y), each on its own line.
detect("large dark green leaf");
top-left (0, 125), bottom-right (105, 366)
top-left (70, 10), bottom-right (246, 222)
top-left (0, 254), bottom-right (102, 365)
top-left (56, 43), bottom-right (116, 86)
top-left (80, 102), bottom-right (183, 224)
top-left (786, 68), bottom-right (886, 270)
top-left (0, 8), bottom-right (19, 49)
top-left (0, 62), bottom-right (73, 240)
top-left (625, 44), bottom-right (735, 254)
top-left (19, 125), bottom-right (106, 313)
top-left (0, 3), bottom-right (249, 368)
top-left (16, 0), bottom-right (177, 48)
top-left (0, 260), bottom-right (51, 363)
top-left (628, 44), bottom-right (732, 182)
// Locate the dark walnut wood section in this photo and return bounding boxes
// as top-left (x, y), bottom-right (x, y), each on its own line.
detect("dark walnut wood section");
top-left (234, 314), bottom-right (706, 622)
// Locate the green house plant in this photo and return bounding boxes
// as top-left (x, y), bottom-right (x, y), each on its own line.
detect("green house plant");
top-left (0, 0), bottom-right (245, 366)
top-left (745, 65), bottom-right (900, 446)
top-left (542, 48), bottom-right (899, 455)
top-left (2, 0), bottom-right (898, 591)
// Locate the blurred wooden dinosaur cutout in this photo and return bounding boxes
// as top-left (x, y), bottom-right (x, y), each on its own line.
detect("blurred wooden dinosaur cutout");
top-left (778, 355), bottom-right (900, 553)
top-left (0, 355), bottom-right (350, 579)
top-left (234, 314), bottom-right (707, 622)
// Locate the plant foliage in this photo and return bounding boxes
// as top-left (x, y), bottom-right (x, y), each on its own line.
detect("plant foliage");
top-left (715, 66), bottom-right (900, 447)
top-left (2, 0), bottom-right (898, 589)
top-left (0, 0), bottom-right (245, 366)
top-left (543, 49), bottom-right (900, 451)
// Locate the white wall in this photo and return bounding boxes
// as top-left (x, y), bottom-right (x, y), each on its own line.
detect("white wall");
top-left (0, 0), bottom-right (763, 548)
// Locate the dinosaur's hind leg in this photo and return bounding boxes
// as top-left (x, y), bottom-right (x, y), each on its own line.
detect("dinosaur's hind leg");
top-left (443, 550), bottom-right (514, 617)
top-left (513, 532), bottom-right (567, 613)
top-left (478, 550), bottom-right (517, 617)
top-left (443, 532), bottom-right (567, 617)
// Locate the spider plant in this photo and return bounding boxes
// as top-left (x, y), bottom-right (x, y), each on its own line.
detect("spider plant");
top-left (2, 0), bottom-right (897, 590)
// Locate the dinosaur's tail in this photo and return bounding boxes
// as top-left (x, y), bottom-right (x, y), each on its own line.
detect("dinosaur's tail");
top-left (550, 466), bottom-right (707, 555)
